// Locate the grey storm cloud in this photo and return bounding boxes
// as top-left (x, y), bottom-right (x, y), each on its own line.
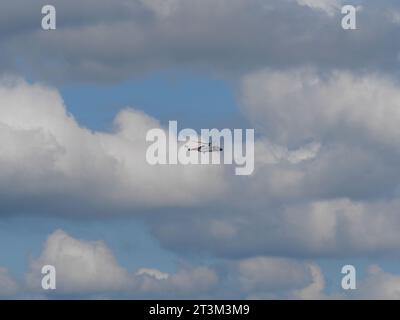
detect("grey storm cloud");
top-left (1, 0), bottom-right (400, 82)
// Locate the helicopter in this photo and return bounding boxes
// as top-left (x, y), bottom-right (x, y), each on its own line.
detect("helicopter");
top-left (185, 138), bottom-right (223, 153)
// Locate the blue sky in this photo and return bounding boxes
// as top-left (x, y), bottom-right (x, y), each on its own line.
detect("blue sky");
top-left (60, 70), bottom-right (244, 131)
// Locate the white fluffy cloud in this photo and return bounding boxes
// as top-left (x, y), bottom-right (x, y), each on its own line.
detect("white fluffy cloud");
top-left (18, 229), bottom-right (326, 299)
top-left (295, 0), bottom-right (341, 16)
top-left (0, 78), bottom-right (226, 216)
top-left (3, 0), bottom-right (400, 300)
top-left (239, 68), bottom-right (400, 223)
top-left (237, 257), bottom-right (312, 292)
top-left (290, 265), bottom-right (328, 300)
top-left (241, 261), bottom-right (400, 300)
top-left (6, 229), bottom-right (400, 299)
top-left (280, 199), bottom-right (400, 256)
top-left (241, 68), bottom-right (400, 147)
top-left (140, 0), bottom-right (181, 18)
top-left (134, 265), bottom-right (218, 297)
top-left (25, 229), bottom-right (218, 298)
top-left (147, 68), bottom-right (400, 260)
top-left (35, 230), bottom-right (352, 299)
top-left (355, 265), bottom-right (400, 299)
top-left (25, 229), bottom-right (132, 293)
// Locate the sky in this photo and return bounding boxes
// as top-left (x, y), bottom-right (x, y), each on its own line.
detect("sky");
top-left (2, 0), bottom-right (400, 299)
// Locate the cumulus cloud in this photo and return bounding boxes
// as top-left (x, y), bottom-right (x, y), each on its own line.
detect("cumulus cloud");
top-left (237, 257), bottom-right (312, 292)
top-left (145, 68), bottom-right (400, 260)
top-left (355, 265), bottom-right (400, 299)
top-left (140, 0), bottom-right (180, 18)
top-left (241, 68), bottom-right (400, 146)
top-left (0, 78), bottom-right (226, 216)
top-left (294, 0), bottom-right (342, 16)
top-left (136, 268), bottom-right (169, 280)
top-left (219, 257), bottom-right (334, 299)
top-left (237, 68), bottom-right (400, 202)
top-left (38, 230), bottom-right (351, 299)
top-left (25, 229), bottom-right (132, 293)
top-left (25, 229), bottom-right (219, 298)
top-left (290, 264), bottom-right (328, 300)
top-left (18, 229), bottom-right (327, 299)
top-left (150, 198), bottom-right (400, 258)
top-left (1, 0), bottom-right (398, 82)
top-left (3, 0), bottom-right (400, 300)
top-left (255, 139), bottom-right (320, 165)
top-left (134, 265), bottom-right (218, 298)
top-left (8, 228), bottom-right (400, 299)
top-left (240, 261), bottom-right (400, 300)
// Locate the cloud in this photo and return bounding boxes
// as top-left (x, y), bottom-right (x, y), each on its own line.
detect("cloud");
top-left (18, 229), bottom-right (324, 299)
top-left (149, 197), bottom-right (400, 259)
top-left (221, 257), bottom-right (331, 299)
top-left (255, 139), bottom-right (320, 165)
top-left (0, 78), bottom-right (226, 216)
top-left (145, 68), bottom-right (400, 260)
top-left (134, 265), bottom-right (218, 298)
top-left (355, 265), bottom-right (400, 299)
top-left (294, 0), bottom-right (341, 16)
top-left (3, 0), bottom-right (400, 300)
top-left (237, 257), bottom-right (312, 292)
top-left (241, 68), bottom-right (400, 146)
top-left (237, 68), bottom-right (400, 200)
top-left (290, 264), bottom-right (328, 300)
top-left (239, 261), bottom-right (400, 300)
top-left (140, 0), bottom-right (180, 18)
top-left (24, 229), bottom-right (219, 298)
top-left (12, 228), bottom-right (400, 299)
top-left (25, 229), bottom-right (132, 293)
top-left (135, 268), bottom-right (169, 280)
top-left (4, 57), bottom-right (400, 292)
top-left (1, 0), bottom-right (399, 82)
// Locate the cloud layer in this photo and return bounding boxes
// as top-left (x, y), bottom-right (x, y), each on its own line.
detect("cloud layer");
top-left (0, 229), bottom-right (398, 299)
top-left (1, 0), bottom-right (400, 82)
top-left (0, 229), bottom-right (334, 298)
top-left (22, 230), bottom-right (311, 298)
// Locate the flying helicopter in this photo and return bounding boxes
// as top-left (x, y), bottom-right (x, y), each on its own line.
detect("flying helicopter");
top-left (185, 138), bottom-right (223, 153)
